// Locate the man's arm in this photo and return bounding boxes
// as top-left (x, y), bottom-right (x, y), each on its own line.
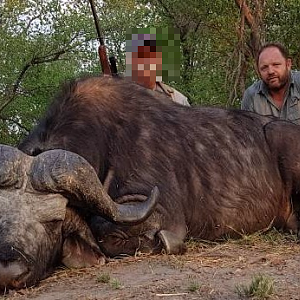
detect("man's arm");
top-left (241, 88), bottom-right (255, 111)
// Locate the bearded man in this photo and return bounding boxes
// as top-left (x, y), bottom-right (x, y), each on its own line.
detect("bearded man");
top-left (241, 42), bottom-right (300, 124)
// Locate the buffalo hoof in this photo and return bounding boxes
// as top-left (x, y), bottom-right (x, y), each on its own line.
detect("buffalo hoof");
top-left (158, 230), bottom-right (186, 255)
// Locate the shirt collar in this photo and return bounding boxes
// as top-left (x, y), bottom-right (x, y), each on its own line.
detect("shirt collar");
top-left (258, 72), bottom-right (299, 98)
top-left (258, 80), bottom-right (268, 96)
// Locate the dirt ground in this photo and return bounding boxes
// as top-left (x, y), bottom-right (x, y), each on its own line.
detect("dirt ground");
top-left (3, 231), bottom-right (300, 300)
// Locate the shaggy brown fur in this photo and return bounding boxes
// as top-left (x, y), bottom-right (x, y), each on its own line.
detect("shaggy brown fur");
top-left (19, 76), bottom-right (300, 257)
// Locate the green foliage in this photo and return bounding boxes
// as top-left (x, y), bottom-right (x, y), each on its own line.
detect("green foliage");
top-left (264, 0), bottom-right (300, 69)
top-left (96, 272), bottom-right (122, 289)
top-left (97, 273), bottom-right (111, 283)
top-left (99, 0), bottom-right (158, 72)
top-left (110, 278), bottom-right (122, 289)
top-left (0, 0), bottom-right (98, 144)
top-left (235, 274), bottom-right (275, 299)
top-left (2, 0), bottom-right (300, 144)
top-left (142, 0), bottom-right (239, 105)
top-left (187, 280), bottom-right (201, 292)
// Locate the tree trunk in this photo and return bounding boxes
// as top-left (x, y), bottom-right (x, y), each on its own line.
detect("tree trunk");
top-left (229, 0), bottom-right (266, 104)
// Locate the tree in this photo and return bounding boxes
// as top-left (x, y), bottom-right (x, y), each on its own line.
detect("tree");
top-left (2, 0), bottom-right (300, 145)
top-left (231, 0), bottom-right (300, 105)
top-left (0, 0), bottom-right (98, 144)
top-left (0, 0), bottom-right (161, 144)
top-left (226, 0), bottom-right (266, 105)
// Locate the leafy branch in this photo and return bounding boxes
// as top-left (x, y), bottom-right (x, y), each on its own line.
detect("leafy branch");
top-left (0, 115), bottom-right (30, 132)
top-left (0, 34), bottom-right (82, 113)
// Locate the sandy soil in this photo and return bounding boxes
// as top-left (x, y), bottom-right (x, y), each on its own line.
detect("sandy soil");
top-left (3, 231), bottom-right (300, 300)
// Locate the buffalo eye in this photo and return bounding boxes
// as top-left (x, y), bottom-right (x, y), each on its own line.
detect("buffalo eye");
top-left (31, 148), bottom-right (43, 156)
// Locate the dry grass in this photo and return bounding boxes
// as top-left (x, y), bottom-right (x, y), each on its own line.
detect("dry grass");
top-left (186, 228), bottom-right (298, 256)
top-left (96, 273), bottom-right (111, 283)
top-left (3, 228), bottom-right (299, 300)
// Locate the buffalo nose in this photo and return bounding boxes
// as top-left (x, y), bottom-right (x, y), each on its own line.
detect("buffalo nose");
top-left (0, 245), bottom-right (29, 289)
top-left (0, 261), bottom-right (28, 289)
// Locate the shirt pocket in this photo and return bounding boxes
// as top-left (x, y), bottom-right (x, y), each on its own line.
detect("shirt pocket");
top-left (287, 98), bottom-right (300, 124)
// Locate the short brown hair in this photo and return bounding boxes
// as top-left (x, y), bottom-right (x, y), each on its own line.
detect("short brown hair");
top-left (256, 42), bottom-right (290, 65)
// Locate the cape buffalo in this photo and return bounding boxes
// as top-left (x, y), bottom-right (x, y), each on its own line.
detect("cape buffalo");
top-left (0, 144), bottom-right (158, 290)
top-left (8, 75), bottom-right (300, 282)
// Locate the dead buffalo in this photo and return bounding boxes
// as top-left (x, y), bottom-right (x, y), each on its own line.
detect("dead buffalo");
top-left (0, 144), bottom-right (158, 290)
top-left (17, 76), bottom-right (300, 264)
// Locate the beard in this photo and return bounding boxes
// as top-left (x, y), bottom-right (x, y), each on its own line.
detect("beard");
top-left (265, 70), bottom-right (290, 92)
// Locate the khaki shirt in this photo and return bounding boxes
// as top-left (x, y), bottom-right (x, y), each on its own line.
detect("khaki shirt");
top-left (155, 82), bottom-right (190, 106)
top-left (241, 71), bottom-right (300, 125)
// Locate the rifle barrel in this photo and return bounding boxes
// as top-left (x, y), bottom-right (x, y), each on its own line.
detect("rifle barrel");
top-left (88, 0), bottom-right (112, 75)
top-left (88, 0), bottom-right (104, 46)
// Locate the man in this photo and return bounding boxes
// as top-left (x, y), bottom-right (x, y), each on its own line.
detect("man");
top-left (241, 42), bottom-right (300, 124)
top-left (126, 33), bottom-right (190, 106)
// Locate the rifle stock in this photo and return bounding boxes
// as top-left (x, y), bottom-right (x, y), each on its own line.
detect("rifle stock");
top-left (98, 45), bottom-right (111, 76)
top-left (88, 0), bottom-right (112, 76)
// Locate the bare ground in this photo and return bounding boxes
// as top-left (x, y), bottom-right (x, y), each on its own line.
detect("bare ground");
top-left (3, 231), bottom-right (300, 300)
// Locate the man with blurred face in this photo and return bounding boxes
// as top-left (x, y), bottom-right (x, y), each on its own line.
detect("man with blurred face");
top-left (241, 42), bottom-right (300, 124)
top-left (126, 33), bottom-right (190, 106)
top-left (130, 40), bottom-right (162, 91)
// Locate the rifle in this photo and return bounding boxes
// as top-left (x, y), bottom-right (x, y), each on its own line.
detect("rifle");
top-left (88, 0), bottom-right (117, 75)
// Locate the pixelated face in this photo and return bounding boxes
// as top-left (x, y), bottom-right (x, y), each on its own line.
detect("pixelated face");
top-left (130, 45), bottom-right (162, 88)
top-left (258, 46), bottom-right (292, 91)
top-left (126, 29), bottom-right (181, 89)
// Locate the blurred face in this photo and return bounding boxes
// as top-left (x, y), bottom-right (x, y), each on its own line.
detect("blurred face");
top-left (130, 45), bottom-right (162, 89)
top-left (258, 46), bottom-right (292, 92)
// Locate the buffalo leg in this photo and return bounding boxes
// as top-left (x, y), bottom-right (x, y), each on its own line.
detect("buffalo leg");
top-left (158, 230), bottom-right (186, 254)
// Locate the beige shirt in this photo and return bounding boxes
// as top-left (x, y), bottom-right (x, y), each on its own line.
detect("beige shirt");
top-left (155, 82), bottom-right (190, 106)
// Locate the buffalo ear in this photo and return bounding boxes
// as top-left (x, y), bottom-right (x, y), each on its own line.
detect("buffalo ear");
top-left (62, 208), bottom-right (107, 268)
top-left (62, 235), bottom-right (106, 268)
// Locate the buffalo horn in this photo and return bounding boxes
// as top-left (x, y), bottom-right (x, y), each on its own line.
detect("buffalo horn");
top-left (0, 144), bottom-right (32, 188)
top-left (30, 149), bottom-right (158, 224)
